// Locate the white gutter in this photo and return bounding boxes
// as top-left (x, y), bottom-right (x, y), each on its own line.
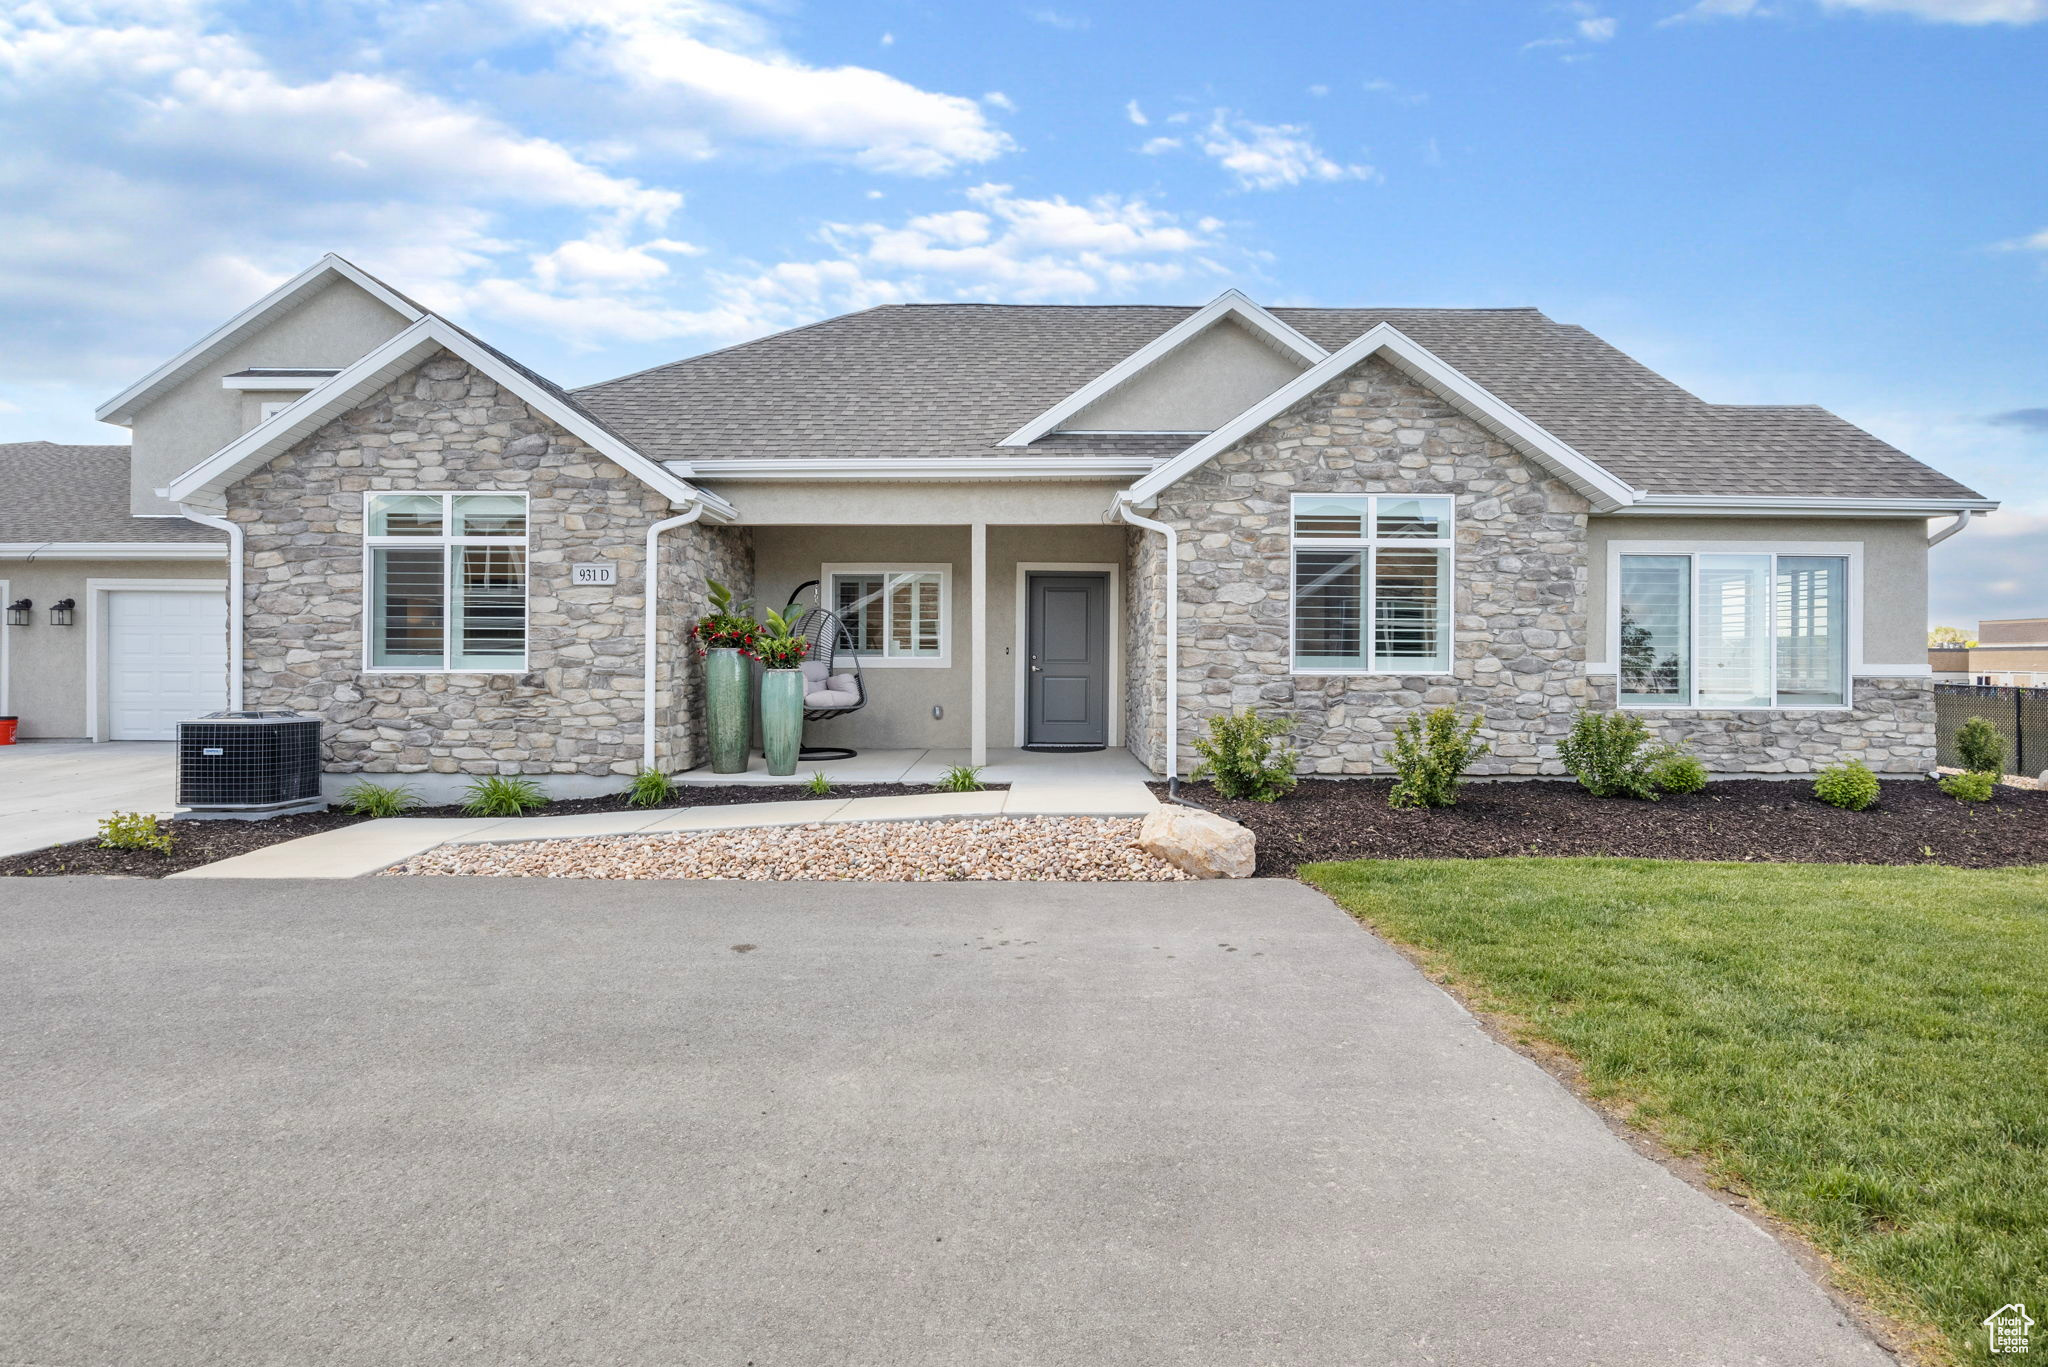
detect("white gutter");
top-left (0, 541), bottom-right (227, 560)
top-left (667, 456), bottom-right (1161, 482)
top-left (1927, 509), bottom-right (1977, 547)
top-left (1110, 496), bottom-right (1180, 787)
top-left (178, 509), bottom-right (244, 711)
top-left (643, 503), bottom-right (709, 771)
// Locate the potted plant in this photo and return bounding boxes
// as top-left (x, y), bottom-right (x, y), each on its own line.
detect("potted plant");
top-left (691, 579), bottom-right (758, 774)
top-left (753, 603), bottom-right (811, 777)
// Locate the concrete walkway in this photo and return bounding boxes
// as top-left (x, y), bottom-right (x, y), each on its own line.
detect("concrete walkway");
top-left (675, 745), bottom-right (1153, 787)
top-left (0, 740), bottom-right (175, 857)
top-left (173, 780), bottom-right (1161, 879)
top-left (0, 878), bottom-right (1892, 1366)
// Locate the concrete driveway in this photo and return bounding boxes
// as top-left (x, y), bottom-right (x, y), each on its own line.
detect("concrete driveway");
top-left (0, 740), bottom-right (174, 856)
top-left (0, 879), bottom-right (1889, 1366)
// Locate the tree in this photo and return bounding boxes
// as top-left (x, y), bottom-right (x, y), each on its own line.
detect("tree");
top-left (1929, 625), bottom-right (1975, 647)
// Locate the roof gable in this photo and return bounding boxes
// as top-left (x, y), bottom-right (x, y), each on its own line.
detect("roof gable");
top-left (997, 289), bottom-right (1326, 447)
top-left (95, 254), bottom-right (424, 425)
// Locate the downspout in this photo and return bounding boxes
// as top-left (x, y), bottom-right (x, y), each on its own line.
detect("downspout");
top-left (178, 508), bottom-right (244, 711)
top-left (644, 503), bottom-right (708, 772)
top-left (1111, 496), bottom-right (1198, 806)
top-left (1927, 509), bottom-right (1976, 547)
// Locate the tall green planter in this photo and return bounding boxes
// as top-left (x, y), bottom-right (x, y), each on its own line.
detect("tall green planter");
top-left (705, 647), bottom-right (751, 774)
top-left (760, 668), bottom-right (804, 777)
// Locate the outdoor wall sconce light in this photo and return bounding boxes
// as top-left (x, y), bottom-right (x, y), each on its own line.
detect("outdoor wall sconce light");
top-left (49, 599), bottom-right (75, 627)
top-left (5, 599), bottom-right (29, 627)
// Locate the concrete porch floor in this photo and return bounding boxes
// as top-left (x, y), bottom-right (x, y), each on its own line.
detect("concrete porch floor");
top-left (675, 746), bottom-right (1155, 788)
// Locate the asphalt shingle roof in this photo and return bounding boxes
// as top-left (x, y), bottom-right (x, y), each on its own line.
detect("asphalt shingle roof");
top-left (0, 443), bottom-right (224, 544)
top-left (572, 304), bottom-right (1983, 501)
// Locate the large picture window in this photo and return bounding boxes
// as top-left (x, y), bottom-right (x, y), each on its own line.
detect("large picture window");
top-left (1291, 494), bottom-right (1453, 673)
top-left (365, 492), bottom-right (528, 672)
top-left (824, 565), bottom-right (949, 667)
top-left (1618, 551), bottom-right (1847, 708)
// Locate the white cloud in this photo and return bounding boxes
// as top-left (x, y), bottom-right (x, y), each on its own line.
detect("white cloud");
top-left (984, 91), bottom-right (1016, 111)
top-left (1931, 512), bottom-right (2048, 624)
top-left (1024, 8), bottom-right (1091, 30)
top-left (1579, 13), bottom-right (1620, 37)
top-left (1139, 136), bottom-right (1183, 154)
top-left (1125, 98), bottom-right (1148, 126)
top-left (1362, 77), bottom-right (1428, 105)
top-left (1668, 0), bottom-right (2040, 20)
top-left (1195, 112), bottom-right (1373, 190)
top-left (1306, 83), bottom-right (1329, 97)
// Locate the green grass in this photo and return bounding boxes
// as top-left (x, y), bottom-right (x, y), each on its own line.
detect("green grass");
top-left (1302, 857), bottom-right (2048, 1365)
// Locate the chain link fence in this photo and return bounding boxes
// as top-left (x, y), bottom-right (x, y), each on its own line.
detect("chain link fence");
top-left (1933, 684), bottom-right (2048, 777)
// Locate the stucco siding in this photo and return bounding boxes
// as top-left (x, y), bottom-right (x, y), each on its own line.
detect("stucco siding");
top-left (1068, 318), bottom-right (1307, 433)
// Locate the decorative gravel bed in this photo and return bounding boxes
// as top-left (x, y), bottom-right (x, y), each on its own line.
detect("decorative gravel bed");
top-left (1162, 776), bottom-right (2048, 877)
top-left (384, 816), bottom-right (1190, 882)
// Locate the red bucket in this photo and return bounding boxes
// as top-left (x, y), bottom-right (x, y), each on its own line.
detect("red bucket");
top-left (0, 717), bottom-right (16, 745)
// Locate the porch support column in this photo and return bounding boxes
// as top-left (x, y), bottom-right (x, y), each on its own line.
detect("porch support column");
top-left (970, 520), bottom-right (988, 768)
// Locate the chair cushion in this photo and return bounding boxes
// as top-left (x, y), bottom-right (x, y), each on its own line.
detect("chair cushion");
top-left (801, 659), bottom-right (830, 684)
top-left (806, 687), bottom-right (861, 708)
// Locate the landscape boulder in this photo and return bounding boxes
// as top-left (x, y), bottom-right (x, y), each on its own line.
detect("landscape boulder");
top-left (1138, 805), bottom-right (1256, 879)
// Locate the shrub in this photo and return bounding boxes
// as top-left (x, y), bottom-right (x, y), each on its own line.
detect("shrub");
top-left (1954, 716), bottom-right (2007, 776)
top-left (803, 772), bottom-right (833, 797)
top-left (1648, 747), bottom-right (1709, 795)
top-left (98, 810), bottom-right (174, 854)
top-left (753, 602), bottom-right (811, 671)
top-left (1385, 707), bottom-right (1490, 810)
top-left (338, 780), bottom-right (420, 818)
top-left (689, 578), bottom-right (760, 656)
top-left (1814, 761), bottom-right (1880, 812)
top-left (1939, 770), bottom-right (1996, 803)
top-left (933, 764), bottom-right (986, 793)
top-left (627, 768), bottom-right (674, 808)
top-left (1190, 707), bottom-right (1300, 803)
top-left (1557, 710), bottom-right (1660, 799)
top-left (461, 775), bottom-right (550, 818)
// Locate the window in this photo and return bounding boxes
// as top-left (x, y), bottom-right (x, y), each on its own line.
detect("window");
top-left (365, 493), bottom-right (528, 671)
top-left (1618, 551), bottom-right (1847, 708)
top-left (1291, 495), bottom-right (1453, 673)
top-left (823, 565), bottom-right (949, 667)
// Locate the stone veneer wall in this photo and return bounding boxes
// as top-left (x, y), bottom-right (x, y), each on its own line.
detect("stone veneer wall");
top-left (1590, 676), bottom-right (1936, 776)
top-left (1122, 524), bottom-right (1166, 771)
top-left (1150, 353), bottom-right (1592, 777)
top-left (231, 349), bottom-right (751, 791)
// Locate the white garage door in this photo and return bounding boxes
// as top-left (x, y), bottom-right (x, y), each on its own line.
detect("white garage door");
top-left (105, 590), bottom-right (228, 740)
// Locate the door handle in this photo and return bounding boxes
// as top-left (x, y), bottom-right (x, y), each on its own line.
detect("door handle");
top-left (1030, 665), bottom-right (1041, 672)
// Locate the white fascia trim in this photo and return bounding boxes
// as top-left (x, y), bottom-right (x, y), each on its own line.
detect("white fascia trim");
top-left (1614, 494), bottom-right (2001, 517)
top-left (221, 373), bottom-right (337, 391)
top-left (96, 254), bottom-right (424, 424)
top-left (164, 316), bottom-right (734, 521)
top-left (1125, 321), bottom-right (1639, 512)
top-left (669, 456), bottom-right (1161, 482)
top-left (0, 542), bottom-right (227, 560)
top-left (996, 289), bottom-right (1327, 448)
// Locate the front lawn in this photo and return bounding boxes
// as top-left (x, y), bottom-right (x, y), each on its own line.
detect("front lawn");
top-left (1303, 857), bottom-right (2048, 1365)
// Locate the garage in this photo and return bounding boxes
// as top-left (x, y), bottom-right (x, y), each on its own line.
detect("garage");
top-left (103, 588), bottom-right (228, 740)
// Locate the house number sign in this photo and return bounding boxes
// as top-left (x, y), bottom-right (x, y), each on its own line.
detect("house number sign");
top-left (571, 563), bottom-right (617, 586)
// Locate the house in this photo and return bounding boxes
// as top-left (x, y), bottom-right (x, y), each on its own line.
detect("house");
top-left (1, 254), bottom-right (1996, 795)
top-left (1928, 618), bottom-right (2048, 687)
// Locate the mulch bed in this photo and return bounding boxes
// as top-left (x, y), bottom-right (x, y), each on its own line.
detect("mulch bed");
top-left (0, 782), bottom-right (1001, 880)
top-left (1157, 778), bottom-right (2048, 877)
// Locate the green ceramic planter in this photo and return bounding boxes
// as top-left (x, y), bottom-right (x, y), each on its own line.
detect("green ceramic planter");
top-left (705, 647), bottom-right (751, 774)
top-left (760, 667), bottom-right (804, 777)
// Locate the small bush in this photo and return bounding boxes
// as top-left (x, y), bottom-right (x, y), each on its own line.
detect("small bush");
top-left (461, 775), bottom-right (550, 818)
top-left (98, 810), bottom-right (174, 854)
top-left (1954, 716), bottom-right (2007, 776)
top-left (1190, 707), bottom-right (1300, 803)
top-left (339, 780), bottom-right (420, 818)
top-left (1647, 747), bottom-right (1709, 795)
top-left (627, 768), bottom-right (675, 808)
top-left (934, 764), bottom-right (986, 793)
top-left (1939, 770), bottom-right (1996, 803)
top-left (1385, 707), bottom-right (1490, 810)
top-left (1557, 710), bottom-right (1660, 800)
top-left (803, 772), bottom-right (833, 797)
top-left (1814, 761), bottom-right (1881, 812)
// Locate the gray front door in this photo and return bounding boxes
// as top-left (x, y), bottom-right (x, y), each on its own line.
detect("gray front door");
top-left (1026, 572), bottom-right (1109, 749)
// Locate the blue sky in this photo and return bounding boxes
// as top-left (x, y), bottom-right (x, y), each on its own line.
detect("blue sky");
top-left (2, 0), bottom-right (2042, 626)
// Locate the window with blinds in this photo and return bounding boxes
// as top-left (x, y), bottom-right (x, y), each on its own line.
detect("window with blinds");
top-left (825, 567), bottom-right (949, 665)
top-left (366, 492), bottom-right (528, 671)
top-left (1291, 495), bottom-right (1452, 673)
top-left (1617, 551), bottom-right (1847, 708)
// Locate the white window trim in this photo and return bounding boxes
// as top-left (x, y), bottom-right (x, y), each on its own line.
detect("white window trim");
top-left (1287, 493), bottom-right (1457, 677)
top-left (83, 579), bottom-right (229, 742)
top-left (820, 562), bottom-right (952, 669)
top-left (361, 492), bottom-right (530, 675)
top-left (1012, 562), bottom-right (1124, 748)
top-left (1603, 539), bottom-right (1863, 712)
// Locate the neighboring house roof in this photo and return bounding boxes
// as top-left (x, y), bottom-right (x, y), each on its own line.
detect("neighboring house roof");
top-left (0, 442), bottom-right (223, 545)
top-left (573, 302), bottom-right (1987, 504)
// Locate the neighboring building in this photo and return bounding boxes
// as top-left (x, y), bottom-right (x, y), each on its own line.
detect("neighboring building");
top-left (3, 256), bottom-right (1999, 791)
top-left (1928, 618), bottom-right (2048, 686)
